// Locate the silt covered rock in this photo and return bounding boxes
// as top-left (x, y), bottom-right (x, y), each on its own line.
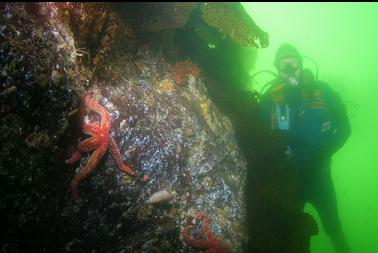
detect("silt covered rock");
top-left (60, 46), bottom-right (247, 252)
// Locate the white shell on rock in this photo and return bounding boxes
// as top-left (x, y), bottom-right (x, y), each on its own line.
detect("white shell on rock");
top-left (146, 188), bottom-right (176, 204)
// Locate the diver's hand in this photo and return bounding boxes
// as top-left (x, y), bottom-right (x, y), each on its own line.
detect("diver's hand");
top-left (285, 145), bottom-right (295, 160)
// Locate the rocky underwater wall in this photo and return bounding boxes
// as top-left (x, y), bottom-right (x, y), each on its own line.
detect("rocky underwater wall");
top-left (0, 3), bottom-right (317, 253)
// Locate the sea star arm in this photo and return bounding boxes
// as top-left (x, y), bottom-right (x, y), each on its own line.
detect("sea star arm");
top-left (182, 225), bottom-right (213, 250)
top-left (183, 211), bottom-right (230, 253)
top-left (84, 94), bottom-right (111, 129)
top-left (66, 150), bottom-right (82, 164)
top-left (82, 123), bottom-right (100, 135)
top-left (202, 217), bottom-right (230, 253)
top-left (66, 126), bottom-right (100, 164)
top-left (78, 136), bottom-right (100, 152)
top-left (200, 213), bottom-right (217, 241)
top-left (71, 143), bottom-right (108, 200)
top-left (109, 136), bottom-right (135, 175)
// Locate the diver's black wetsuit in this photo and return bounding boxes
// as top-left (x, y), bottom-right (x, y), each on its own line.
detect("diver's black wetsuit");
top-left (259, 78), bottom-right (351, 253)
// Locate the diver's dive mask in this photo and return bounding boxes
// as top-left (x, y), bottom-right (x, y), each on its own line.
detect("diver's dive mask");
top-left (281, 63), bottom-right (299, 74)
top-left (278, 59), bottom-right (301, 87)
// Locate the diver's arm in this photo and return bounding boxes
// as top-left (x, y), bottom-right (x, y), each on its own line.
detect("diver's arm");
top-left (289, 84), bottom-right (351, 167)
top-left (323, 84), bottom-right (352, 154)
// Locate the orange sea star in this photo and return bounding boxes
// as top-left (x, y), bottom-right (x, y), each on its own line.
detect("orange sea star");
top-left (182, 210), bottom-right (230, 253)
top-left (66, 93), bottom-right (134, 200)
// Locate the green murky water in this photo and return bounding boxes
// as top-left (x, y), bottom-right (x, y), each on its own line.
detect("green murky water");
top-left (243, 2), bottom-right (378, 253)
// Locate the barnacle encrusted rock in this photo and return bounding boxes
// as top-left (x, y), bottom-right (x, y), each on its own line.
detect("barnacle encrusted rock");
top-left (200, 2), bottom-right (269, 48)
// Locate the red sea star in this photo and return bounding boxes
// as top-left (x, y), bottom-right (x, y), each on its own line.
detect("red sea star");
top-left (66, 93), bottom-right (134, 200)
top-left (182, 210), bottom-right (230, 253)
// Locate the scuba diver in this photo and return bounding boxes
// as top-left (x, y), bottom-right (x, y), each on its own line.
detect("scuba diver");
top-left (258, 43), bottom-right (352, 253)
